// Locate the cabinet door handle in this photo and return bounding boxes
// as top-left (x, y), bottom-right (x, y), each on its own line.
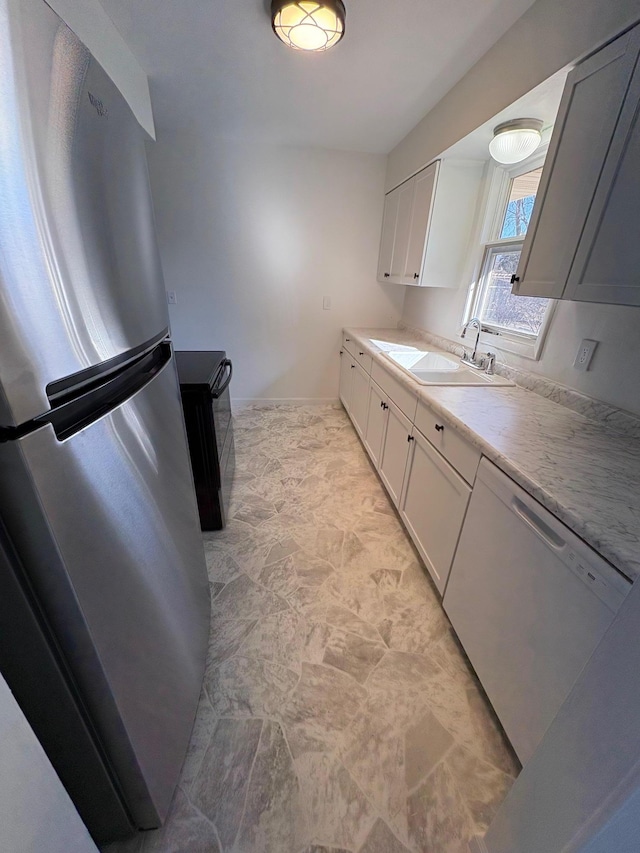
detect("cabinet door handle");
top-left (351, 364), bottom-right (355, 368)
top-left (413, 272), bottom-right (419, 279)
top-left (435, 424), bottom-right (444, 432)
top-left (359, 351), bottom-right (365, 356)
top-left (510, 274), bottom-right (520, 284)
top-left (340, 350), bottom-right (343, 355)
top-left (380, 400), bottom-right (384, 408)
top-left (407, 434), bottom-right (415, 442)
top-left (384, 273), bottom-right (390, 278)
top-left (383, 403), bottom-right (388, 410)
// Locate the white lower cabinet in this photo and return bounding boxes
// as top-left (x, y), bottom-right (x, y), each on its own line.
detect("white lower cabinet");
top-left (364, 380), bottom-right (387, 466)
top-left (378, 401), bottom-right (413, 507)
top-left (339, 349), bottom-right (355, 412)
top-left (400, 427), bottom-right (472, 594)
top-left (350, 361), bottom-right (370, 438)
top-left (340, 338), bottom-right (478, 597)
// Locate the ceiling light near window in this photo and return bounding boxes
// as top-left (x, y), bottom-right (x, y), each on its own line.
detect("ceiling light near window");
top-left (271, 1), bottom-right (346, 52)
top-left (489, 119), bottom-right (543, 165)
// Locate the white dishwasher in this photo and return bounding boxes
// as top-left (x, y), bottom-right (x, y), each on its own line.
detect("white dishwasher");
top-left (443, 458), bottom-right (630, 765)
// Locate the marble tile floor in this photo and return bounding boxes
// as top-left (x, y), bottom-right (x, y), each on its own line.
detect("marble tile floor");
top-left (103, 403), bottom-right (519, 853)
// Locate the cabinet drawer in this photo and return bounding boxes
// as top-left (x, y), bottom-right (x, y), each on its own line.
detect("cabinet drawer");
top-left (414, 400), bottom-right (480, 485)
top-left (354, 347), bottom-right (372, 374)
top-left (371, 361), bottom-right (418, 422)
top-left (342, 332), bottom-right (357, 357)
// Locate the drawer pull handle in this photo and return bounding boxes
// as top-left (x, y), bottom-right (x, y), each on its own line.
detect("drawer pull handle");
top-left (383, 403), bottom-right (388, 410)
top-left (435, 424), bottom-right (444, 432)
top-left (351, 364), bottom-right (355, 369)
top-left (359, 352), bottom-right (365, 356)
top-left (380, 400), bottom-right (384, 408)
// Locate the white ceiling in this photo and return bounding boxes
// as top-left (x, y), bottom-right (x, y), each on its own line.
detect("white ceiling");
top-left (98, 0), bottom-right (538, 153)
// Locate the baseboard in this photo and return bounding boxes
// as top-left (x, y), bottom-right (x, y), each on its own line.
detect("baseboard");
top-left (232, 397), bottom-right (341, 411)
top-left (468, 836), bottom-right (488, 853)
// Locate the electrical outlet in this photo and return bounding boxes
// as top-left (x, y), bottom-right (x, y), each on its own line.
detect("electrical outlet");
top-left (573, 338), bottom-right (598, 372)
top-left (166, 290), bottom-right (177, 305)
top-left (323, 296), bottom-right (331, 310)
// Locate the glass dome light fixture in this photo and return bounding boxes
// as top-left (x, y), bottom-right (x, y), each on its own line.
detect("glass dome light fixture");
top-left (489, 118), bottom-right (544, 165)
top-left (271, 0), bottom-right (346, 52)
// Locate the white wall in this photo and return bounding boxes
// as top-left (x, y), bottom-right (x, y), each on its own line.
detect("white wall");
top-left (45, 0), bottom-right (155, 137)
top-left (386, 0), bottom-right (640, 191)
top-left (403, 275), bottom-right (640, 417)
top-left (389, 0), bottom-right (640, 417)
top-left (0, 672), bottom-right (97, 852)
top-left (147, 133), bottom-right (403, 401)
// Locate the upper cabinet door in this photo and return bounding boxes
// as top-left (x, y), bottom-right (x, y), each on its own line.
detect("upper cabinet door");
top-left (403, 163), bottom-right (438, 283)
top-left (377, 187), bottom-right (399, 281)
top-left (389, 180), bottom-right (415, 279)
top-left (565, 37), bottom-right (640, 305)
top-left (376, 160), bottom-right (483, 288)
top-left (513, 24), bottom-right (640, 301)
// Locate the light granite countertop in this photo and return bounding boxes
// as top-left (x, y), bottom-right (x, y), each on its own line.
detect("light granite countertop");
top-left (344, 327), bottom-right (640, 583)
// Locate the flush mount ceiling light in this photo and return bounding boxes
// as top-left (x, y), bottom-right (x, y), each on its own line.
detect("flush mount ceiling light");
top-left (489, 118), bottom-right (544, 165)
top-left (271, 0), bottom-right (346, 52)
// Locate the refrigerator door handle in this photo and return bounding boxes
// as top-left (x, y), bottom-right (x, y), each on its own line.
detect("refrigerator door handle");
top-left (46, 344), bottom-right (171, 441)
top-left (211, 359), bottom-right (232, 399)
top-left (0, 345), bottom-right (171, 445)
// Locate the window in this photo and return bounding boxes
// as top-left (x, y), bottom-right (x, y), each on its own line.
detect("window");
top-left (464, 158), bottom-right (555, 359)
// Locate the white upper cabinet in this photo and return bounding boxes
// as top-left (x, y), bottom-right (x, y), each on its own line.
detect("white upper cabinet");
top-left (377, 160), bottom-right (484, 288)
top-left (513, 23), bottom-right (640, 305)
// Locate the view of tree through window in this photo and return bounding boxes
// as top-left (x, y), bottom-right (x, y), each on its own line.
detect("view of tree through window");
top-left (474, 166), bottom-right (549, 338)
top-left (500, 167), bottom-right (542, 238)
top-left (479, 248), bottom-right (548, 335)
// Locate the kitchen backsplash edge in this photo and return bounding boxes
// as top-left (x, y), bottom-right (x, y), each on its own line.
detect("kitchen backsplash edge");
top-left (398, 322), bottom-right (640, 440)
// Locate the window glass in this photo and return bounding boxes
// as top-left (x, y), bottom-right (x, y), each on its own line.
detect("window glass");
top-left (499, 167), bottom-right (543, 238)
top-left (479, 246), bottom-right (548, 336)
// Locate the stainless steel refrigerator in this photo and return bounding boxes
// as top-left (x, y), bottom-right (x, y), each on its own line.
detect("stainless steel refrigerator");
top-left (0, 0), bottom-right (210, 843)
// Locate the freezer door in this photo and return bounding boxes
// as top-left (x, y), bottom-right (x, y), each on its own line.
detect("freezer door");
top-left (0, 355), bottom-right (210, 830)
top-left (0, 0), bottom-right (169, 426)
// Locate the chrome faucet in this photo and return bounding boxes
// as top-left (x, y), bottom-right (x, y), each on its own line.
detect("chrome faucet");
top-left (460, 317), bottom-right (482, 366)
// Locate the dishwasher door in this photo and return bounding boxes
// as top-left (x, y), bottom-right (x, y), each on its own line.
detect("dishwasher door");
top-left (443, 458), bottom-right (630, 764)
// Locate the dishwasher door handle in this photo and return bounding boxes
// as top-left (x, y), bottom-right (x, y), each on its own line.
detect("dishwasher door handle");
top-left (511, 496), bottom-right (566, 551)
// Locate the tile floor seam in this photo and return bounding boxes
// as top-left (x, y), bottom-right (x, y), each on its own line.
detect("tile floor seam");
top-left (230, 718), bottom-right (266, 853)
top-left (179, 785), bottom-right (225, 851)
top-left (184, 713), bottom-right (221, 800)
top-left (444, 758), bottom-right (488, 841)
top-left (402, 739), bottom-right (457, 802)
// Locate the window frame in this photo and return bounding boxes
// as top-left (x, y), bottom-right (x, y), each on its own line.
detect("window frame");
top-left (462, 150), bottom-right (556, 361)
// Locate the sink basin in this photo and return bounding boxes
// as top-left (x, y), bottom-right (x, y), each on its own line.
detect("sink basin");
top-left (410, 368), bottom-right (514, 386)
top-left (382, 349), bottom-right (514, 387)
top-left (384, 350), bottom-right (459, 371)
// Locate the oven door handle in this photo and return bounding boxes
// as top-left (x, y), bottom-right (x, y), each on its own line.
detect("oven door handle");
top-left (211, 359), bottom-right (232, 399)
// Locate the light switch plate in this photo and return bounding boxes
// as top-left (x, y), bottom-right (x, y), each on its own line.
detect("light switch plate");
top-left (166, 290), bottom-right (177, 305)
top-left (323, 296), bottom-right (331, 310)
top-left (574, 338), bottom-right (598, 371)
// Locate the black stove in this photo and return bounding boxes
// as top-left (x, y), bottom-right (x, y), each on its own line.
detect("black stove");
top-left (175, 351), bottom-right (235, 530)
